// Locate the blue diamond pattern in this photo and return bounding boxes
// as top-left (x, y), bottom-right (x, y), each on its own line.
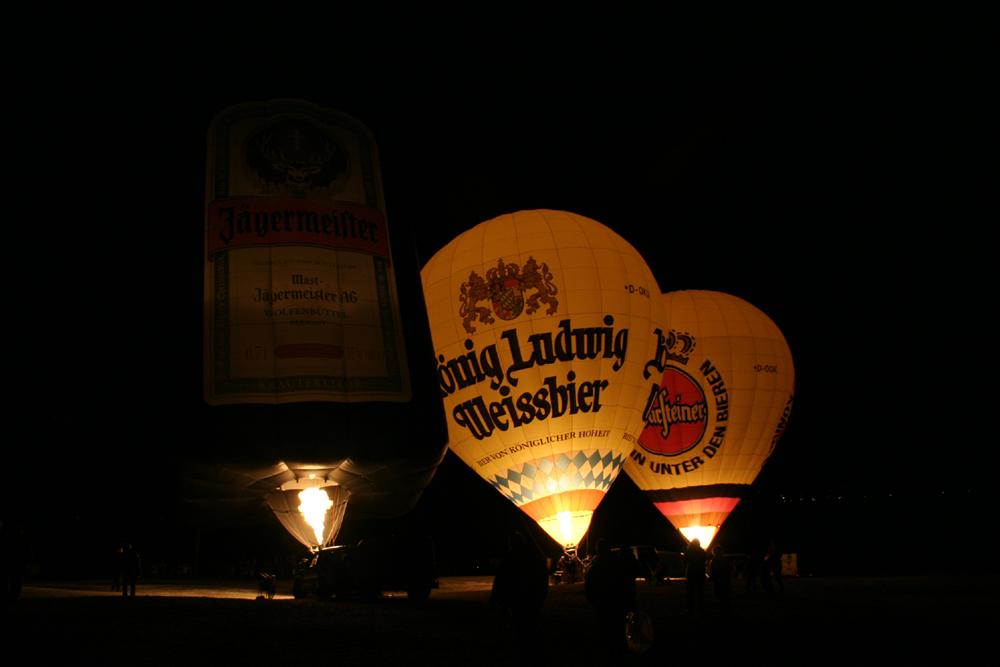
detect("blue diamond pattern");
top-left (490, 449), bottom-right (631, 507)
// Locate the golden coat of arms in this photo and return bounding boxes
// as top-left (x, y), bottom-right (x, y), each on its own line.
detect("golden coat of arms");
top-left (459, 258), bottom-right (558, 334)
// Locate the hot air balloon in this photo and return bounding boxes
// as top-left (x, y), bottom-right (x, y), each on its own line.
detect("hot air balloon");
top-left (266, 481), bottom-right (349, 550)
top-left (190, 99), bottom-right (447, 548)
top-left (421, 210), bottom-right (665, 556)
top-left (625, 290), bottom-right (794, 547)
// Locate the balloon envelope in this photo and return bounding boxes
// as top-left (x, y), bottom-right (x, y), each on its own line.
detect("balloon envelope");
top-left (625, 290), bottom-right (794, 546)
top-left (189, 99), bottom-right (447, 538)
top-left (421, 210), bottom-right (665, 552)
top-left (182, 453), bottom-right (443, 531)
top-left (266, 484), bottom-right (349, 550)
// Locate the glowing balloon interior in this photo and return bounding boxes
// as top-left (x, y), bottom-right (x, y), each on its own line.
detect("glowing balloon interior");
top-left (421, 210), bottom-right (665, 555)
top-left (298, 488), bottom-right (334, 544)
top-left (624, 290), bottom-right (794, 547)
top-left (266, 483), bottom-right (349, 551)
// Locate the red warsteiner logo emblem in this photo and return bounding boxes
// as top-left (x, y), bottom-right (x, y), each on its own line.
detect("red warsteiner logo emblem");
top-left (639, 367), bottom-right (708, 456)
top-left (459, 258), bottom-right (558, 334)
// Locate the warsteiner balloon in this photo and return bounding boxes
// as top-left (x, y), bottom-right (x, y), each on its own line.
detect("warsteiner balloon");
top-left (625, 290), bottom-right (794, 547)
top-left (421, 210), bottom-right (665, 555)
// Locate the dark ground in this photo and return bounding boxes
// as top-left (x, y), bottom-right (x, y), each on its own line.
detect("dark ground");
top-left (6, 575), bottom-right (992, 665)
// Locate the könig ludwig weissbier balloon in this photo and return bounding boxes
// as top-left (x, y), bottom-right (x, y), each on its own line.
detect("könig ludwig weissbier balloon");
top-left (625, 290), bottom-right (794, 547)
top-left (421, 210), bottom-right (665, 554)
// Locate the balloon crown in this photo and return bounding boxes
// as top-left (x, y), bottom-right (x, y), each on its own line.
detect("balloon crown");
top-left (459, 257), bottom-right (558, 334)
top-left (643, 328), bottom-right (697, 380)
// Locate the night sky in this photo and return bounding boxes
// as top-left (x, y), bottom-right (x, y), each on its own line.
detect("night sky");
top-left (9, 5), bottom-right (990, 574)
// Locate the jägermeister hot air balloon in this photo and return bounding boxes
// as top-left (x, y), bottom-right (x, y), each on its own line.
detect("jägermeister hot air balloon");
top-left (189, 99), bottom-right (447, 549)
top-left (625, 290), bottom-right (794, 547)
top-left (421, 210), bottom-right (665, 556)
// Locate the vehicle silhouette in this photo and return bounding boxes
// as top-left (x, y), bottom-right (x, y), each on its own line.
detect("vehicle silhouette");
top-left (293, 535), bottom-right (437, 600)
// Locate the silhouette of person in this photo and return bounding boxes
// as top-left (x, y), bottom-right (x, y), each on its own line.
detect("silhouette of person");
top-left (585, 539), bottom-right (627, 662)
top-left (683, 538), bottom-right (707, 613)
top-left (759, 548), bottom-right (774, 598)
top-left (645, 548), bottom-right (661, 585)
top-left (708, 545), bottom-right (733, 614)
top-left (765, 542), bottom-right (783, 597)
top-left (618, 544), bottom-right (641, 615)
top-left (490, 533), bottom-right (548, 635)
top-left (111, 546), bottom-right (123, 591)
top-left (2, 522), bottom-right (29, 601)
top-left (121, 543), bottom-right (141, 597)
top-left (744, 552), bottom-right (759, 594)
top-left (563, 553), bottom-right (580, 584)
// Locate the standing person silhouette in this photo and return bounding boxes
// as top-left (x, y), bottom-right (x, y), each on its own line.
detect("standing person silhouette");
top-left (618, 544), bottom-right (641, 616)
top-left (490, 533), bottom-right (549, 643)
top-left (121, 544), bottom-right (141, 597)
top-left (684, 538), bottom-right (707, 613)
top-left (709, 544), bottom-right (733, 615)
top-left (744, 552), bottom-right (759, 593)
top-left (766, 542), bottom-right (783, 597)
top-left (111, 546), bottom-right (122, 591)
top-left (759, 552), bottom-right (773, 597)
top-left (2, 522), bottom-right (29, 601)
top-left (585, 539), bottom-right (631, 662)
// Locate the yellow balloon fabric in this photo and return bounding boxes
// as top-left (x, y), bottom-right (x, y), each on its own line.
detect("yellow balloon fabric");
top-left (421, 210), bottom-right (665, 550)
top-left (624, 290), bottom-right (794, 544)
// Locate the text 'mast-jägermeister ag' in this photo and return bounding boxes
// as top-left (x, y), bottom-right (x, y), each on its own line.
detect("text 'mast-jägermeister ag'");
top-left (201, 100), bottom-right (446, 538)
